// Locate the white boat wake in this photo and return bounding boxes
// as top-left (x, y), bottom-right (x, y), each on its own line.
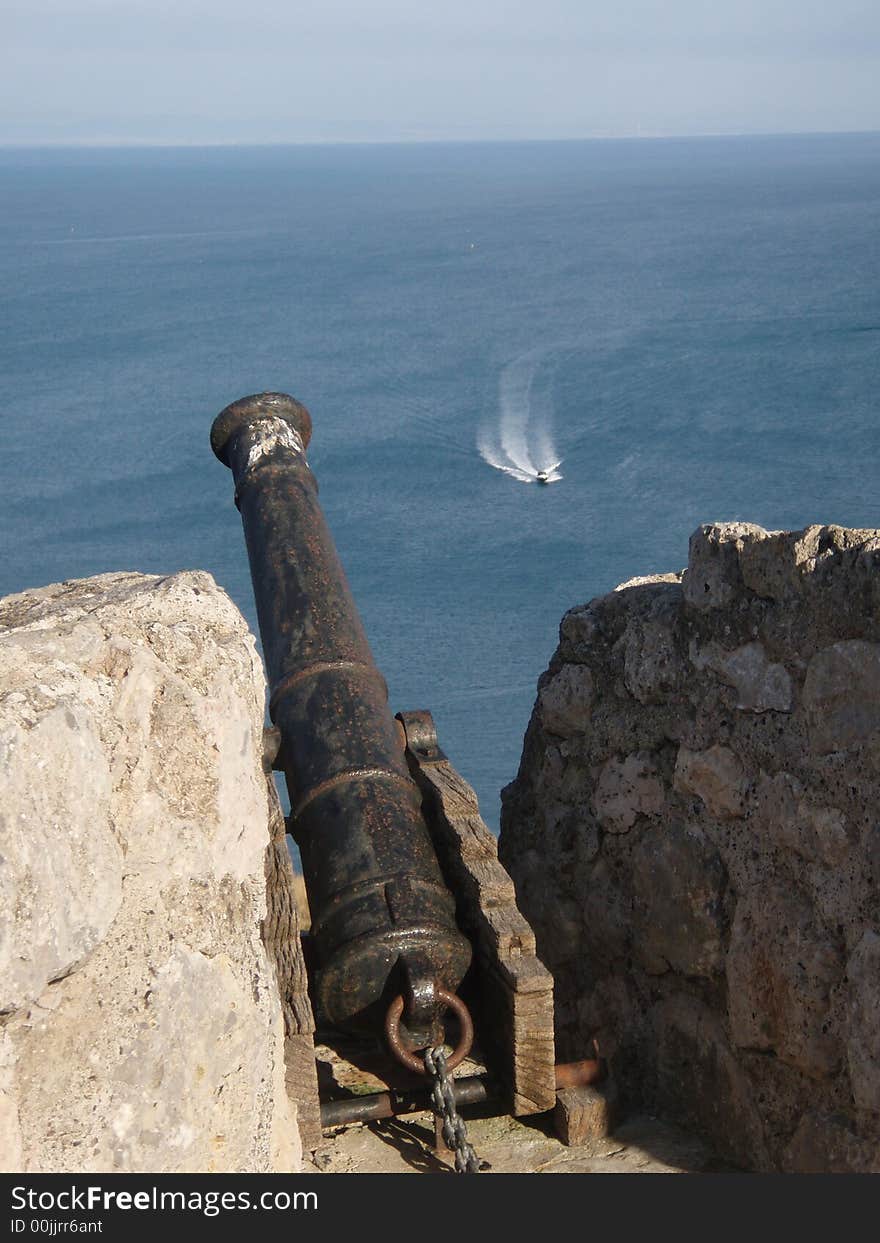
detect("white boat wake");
top-left (478, 348), bottom-right (564, 484)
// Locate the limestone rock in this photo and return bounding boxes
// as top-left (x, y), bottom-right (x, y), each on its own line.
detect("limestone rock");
top-left (631, 822), bottom-right (726, 978)
top-left (558, 605), bottom-right (599, 658)
top-left (11, 939), bottom-right (292, 1173)
top-left (699, 641), bottom-right (792, 713)
top-left (783, 1111), bottom-right (880, 1174)
top-left (582, 857), bottom-right (631, 965)
top-left (846, 932), bottom-right (880, 1112)
top-left (0, 1031), bottom-right (21, 1171)
top-left (0, 706), bottom-right (122, 1014)
top-left (591, 752), bottom-right (665, 833)
top-left (803, 805), bottom-right (850, 867)
top-left (681, 522), bottom-right (766, 611)
top-left (803, 640), bottom-right (880, 753)
top-left (651, 995), bottom-right (769, 1169)
top-left (739, 524), bottom-right (880, 601)
top-left (615, 573), bottom-right (683, 593)
top-left (867, 823), bottom-right (880, 889)
top-left (0, 572), bottom-right (303, 1173)
top-left (674, 744), bottom-right (747, 819)
top-left (539, 664), bottom-right (594, 736)
top-left (726, 884), bottom-right (842, 1079)
top-left (501, 520), bottom-right (880, 1170)
top-left (752, 772), bottom-right (850, 867)
top-left (622, 617), bottom-right (682, 705)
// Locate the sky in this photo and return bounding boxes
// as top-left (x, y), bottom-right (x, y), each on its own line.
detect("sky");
top-left (2, 0), bottom-right (880, 145)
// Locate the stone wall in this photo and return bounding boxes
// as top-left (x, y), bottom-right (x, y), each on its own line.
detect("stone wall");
top-left (0, 571), bottom-right (309, 1173)
top-left (500, 523), bottom-right (880, 1173)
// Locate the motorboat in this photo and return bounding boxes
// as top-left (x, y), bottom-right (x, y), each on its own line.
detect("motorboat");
top-left (535, 461), bottom-right (561, 485)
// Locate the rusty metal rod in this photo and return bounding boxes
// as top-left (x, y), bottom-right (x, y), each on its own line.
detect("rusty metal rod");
top-left (320, 1076), bottom-right (493, 1128)
top-left (211, 394), bottom-right (471, 1038)
top-left (554, 1058), bottom-right (602, 1089)
top-left (319, 1060), bottom-right (602, 1129)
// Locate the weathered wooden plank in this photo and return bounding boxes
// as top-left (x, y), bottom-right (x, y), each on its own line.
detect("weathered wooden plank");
top-left (399, 711), bottom-right (556, 1116)
top-left (284, 1034), bottom-right (323, 1153)
top-left (262, 775), bottom-right (322, 1150)
top-left (554, 1081), bottom-right (618, 1146)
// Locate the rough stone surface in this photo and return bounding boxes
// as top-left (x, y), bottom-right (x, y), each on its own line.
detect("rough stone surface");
top-left (726, 884), bottom-right (842, 1079)
top-left (631, 823), bottom-right (727, 979)
top-left (309, 1107), bottom-right (732, 1174)
top-left (591, 752), bottom-right (665, 833)
top-left (0, 572), bottom-right (303, 1173)
top-left (803, 640), bottom-right (880, 754)
top-left (782, 1110), bottom-right (880, 1174)
top-left (0, 706), bottom-right (122, 1014)
top-left (651, 994), bottom-right (770, 1169)
top-left (538, 664), bottom-right (594, 736)
top-left (846, 932), bottom-right (880, 1112)
top-left (681, 522), bottom-right (766, 611)
top-left (674, 744), bottom-right (747, 818)
top-left (501, 522), bottom-right (880, 1172)
top-left (695, 640), bottom-right (793, 713)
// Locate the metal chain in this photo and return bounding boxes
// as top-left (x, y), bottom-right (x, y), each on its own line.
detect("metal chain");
top-left (424, 1046), bottom-right (481, 1174)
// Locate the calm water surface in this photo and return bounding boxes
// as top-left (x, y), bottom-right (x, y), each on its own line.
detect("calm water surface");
top-left (2, 134), bottom-right (878, 826)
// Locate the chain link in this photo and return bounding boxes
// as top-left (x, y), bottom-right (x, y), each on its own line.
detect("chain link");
top-left (424, 1046), bottom-right (481, 1174)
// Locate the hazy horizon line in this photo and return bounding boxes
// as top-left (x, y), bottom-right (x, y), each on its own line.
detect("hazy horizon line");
top-left (2, 125), bottom-right (879, 152)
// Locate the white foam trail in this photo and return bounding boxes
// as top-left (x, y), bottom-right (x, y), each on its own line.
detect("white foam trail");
top-left (476, 423), bottom-right (536, 482)
top-left (531, 367), bottom-right (561, 474)
top-left (478, 347), bottom-right (564, 483)
top-left (498, 353), bottom-right (539, 476)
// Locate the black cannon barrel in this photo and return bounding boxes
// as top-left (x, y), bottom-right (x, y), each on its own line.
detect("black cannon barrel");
top-left (211, 393), bottom-right (471, 1038)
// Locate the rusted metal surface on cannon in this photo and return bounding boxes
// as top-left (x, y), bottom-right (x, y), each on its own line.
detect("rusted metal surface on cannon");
top-left (211, 393), bottom-right (472, 1044)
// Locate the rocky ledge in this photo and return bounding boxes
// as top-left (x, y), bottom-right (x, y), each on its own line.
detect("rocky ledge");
top-left (0, 571), bottom-right (305, 1173)
top-left (500, 523), bottom-right (880, 1173)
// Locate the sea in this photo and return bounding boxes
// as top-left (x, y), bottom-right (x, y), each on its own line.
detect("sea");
top-left (1, 133), bottom-right (879, 831)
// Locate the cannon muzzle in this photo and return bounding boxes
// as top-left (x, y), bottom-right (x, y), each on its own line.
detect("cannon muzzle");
top-left (211, 393), bottom-right (471, 1043)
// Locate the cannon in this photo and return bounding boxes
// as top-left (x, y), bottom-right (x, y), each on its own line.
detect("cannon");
top-left (211, 393), bottom-right (472, 1052)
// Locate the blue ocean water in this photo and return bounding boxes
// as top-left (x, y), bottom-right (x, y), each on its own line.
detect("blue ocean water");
top-left (1, 135), bottom-right (878, 829)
